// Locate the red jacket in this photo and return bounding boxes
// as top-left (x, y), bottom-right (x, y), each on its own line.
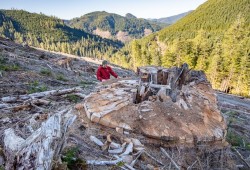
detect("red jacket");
top-left (96, 65), bottom-right (118, 81)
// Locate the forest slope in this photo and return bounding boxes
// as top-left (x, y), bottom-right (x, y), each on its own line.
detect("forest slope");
top-left (110, 0), bottom-right (250, 96)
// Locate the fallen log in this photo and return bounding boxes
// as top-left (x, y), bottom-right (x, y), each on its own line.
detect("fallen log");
top-left (1, 87), bottom-right (83, 103)
top-left (1, 99), bottom-right (51, 112)
top-left (3, 108), bottom-right (76, 169)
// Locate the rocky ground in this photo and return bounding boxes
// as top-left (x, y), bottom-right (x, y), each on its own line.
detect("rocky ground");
top-left (0, 37), bottom-right (249, 170)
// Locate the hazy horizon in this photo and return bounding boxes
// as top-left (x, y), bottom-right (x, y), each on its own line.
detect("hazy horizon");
top-left (1, 0), bottom-right (207, 19)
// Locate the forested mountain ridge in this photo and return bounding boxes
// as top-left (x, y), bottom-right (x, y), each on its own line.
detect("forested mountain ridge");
top-left (0, 9), bottom-right (123, 58)
top-left (68, 11), bottom-right (168, 42)
top-left (149, 11), bottom-right (193, 25)
top-left (110, 0), bottom-right (250, 96)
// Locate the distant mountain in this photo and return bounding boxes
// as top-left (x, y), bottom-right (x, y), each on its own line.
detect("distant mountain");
top-left (68, 11), bottom-right (168, 42)
top-left (149, 11), bottom-right (193, 24)
top-left (125, 13), bottom-right (137, 19)
top-left (111, 0), bottom-right (250, 97)
top-left (0, 10), bottom-right (123, 58)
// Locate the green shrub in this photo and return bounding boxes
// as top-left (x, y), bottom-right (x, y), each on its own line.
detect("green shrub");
top-left (28, 81), bottom-right (48, 94)
top-left (226, 130), bottom-right (244, 147)
top-left (40, 68), bottom-right (52, 76)
top-left (225, 111), bottom-right (238, 116)
top-left (66, 94), bottom-right (81, 103)
top-left (246, 144), bottom-right (250, 150)
top-left (0, 64), bottom-right (20, 71)
top-left (56, 74), bottom-right (68, 82)
top-left (62, 147), bottom-right (87, 170)
top-left (116, 161), bottom-right (125, 167)
top-left (0, 55), bottom-right (20, 71)
top-left (79, 81), bottom-right (95, 88)
top-left (0, 55), bottom-right (7, 64)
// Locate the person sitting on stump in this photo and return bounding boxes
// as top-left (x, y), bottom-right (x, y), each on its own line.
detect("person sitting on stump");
top-left (96, 60), bottom-right (118, 82)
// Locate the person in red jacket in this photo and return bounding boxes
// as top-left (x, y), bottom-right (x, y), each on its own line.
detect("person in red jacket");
top-left (96, 60), bottom-right (118, 82)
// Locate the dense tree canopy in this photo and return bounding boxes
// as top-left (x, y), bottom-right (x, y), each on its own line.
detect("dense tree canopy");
top-left (68, 11), bottom-right (167, 39)
top-left (110, 0), bottom-right (250, 97)
top-left (0, 9), bottom-right (123, 58)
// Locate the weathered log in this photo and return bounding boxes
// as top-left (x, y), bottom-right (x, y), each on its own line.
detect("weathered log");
top-left (86, 157), bottom-right (123, 165)
top-left (3, 108), bottom-right (76, 169)
top-left (1, 99), bottom-right (51, 112)
top-left (90, 136), bottom-right (104, 147)
top-left (1, 87), bottom-right (83, 103)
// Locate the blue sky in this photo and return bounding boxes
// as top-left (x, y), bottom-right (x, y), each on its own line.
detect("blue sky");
top-left (1, 0), bottom-right (207, 19)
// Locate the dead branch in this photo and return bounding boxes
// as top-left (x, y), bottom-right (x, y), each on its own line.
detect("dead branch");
top-left (108, 142), bottom-right (126, 154)
top-left (90, 135), bottom-right (104, 146)
top-left (233, 147), bottom-right (250, 168)
top-left (86, 157), bottom-right (123, 165)
top-left (160, 147), bottom-right (180, 170)
top-left (30, 102), bottom-right (45, 112)
top-left (120, 142), bottom-right (133, 156)
top-left (187, 160), bottom-right (198, 170)
top-left (143, 151), bottom-right (164, 166)
top-left (46, 63), bottom-right (53, 70)
top-left (196, 156), bottom-right (203, 170)
top-left (130, 150), bottom-right (143, 167)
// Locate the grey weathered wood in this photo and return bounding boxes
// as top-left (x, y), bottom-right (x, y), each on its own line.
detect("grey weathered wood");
top-left (3, 108), bottom-right (76, 170)
top-left (86, 157), bottom-right (123, 165)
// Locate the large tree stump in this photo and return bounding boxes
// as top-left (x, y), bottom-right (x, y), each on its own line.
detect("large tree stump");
top-left (82, 64), bottom-right (227, 146)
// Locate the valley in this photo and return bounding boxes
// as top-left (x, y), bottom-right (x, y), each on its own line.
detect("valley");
top-left (0, 38), bottom-right (249, 169)
top-left (0, 0), bottom-right (249, 169)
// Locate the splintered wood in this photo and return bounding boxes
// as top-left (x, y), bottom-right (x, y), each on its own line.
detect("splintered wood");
top-left (83, 64), bottom-right (227, 146)
top-left (3, 108), bottom-right (76, 169)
